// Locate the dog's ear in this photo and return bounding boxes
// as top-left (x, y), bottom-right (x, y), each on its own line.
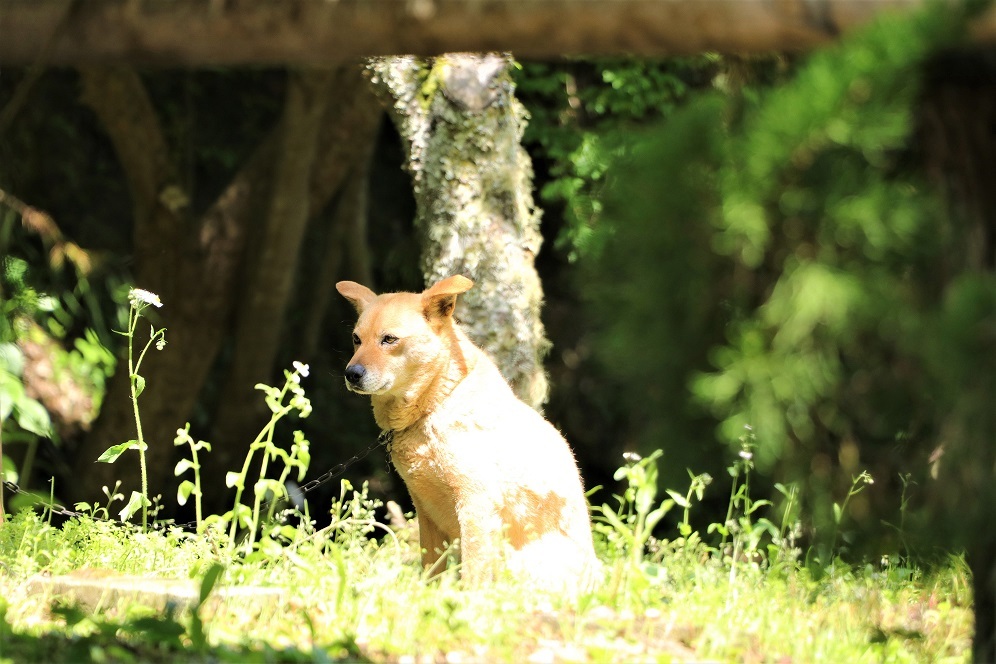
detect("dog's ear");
top-left (336, 281), bottom-right (378, 314)
top-left (422, 275), bottom-right (474, 319)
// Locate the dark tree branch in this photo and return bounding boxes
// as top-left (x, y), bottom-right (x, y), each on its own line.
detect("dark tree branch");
top-left (3, 0), bottom-right (996, 66)
top-left (77, 67), bottom-right (174, 214)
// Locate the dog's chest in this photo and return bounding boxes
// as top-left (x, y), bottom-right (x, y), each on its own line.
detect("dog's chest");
top-left (392, 434), bottom-right (448, 484)
top-left (390, 429), bottom-right (463, 527)
top-left (391, 432), bottom-right (454, 490)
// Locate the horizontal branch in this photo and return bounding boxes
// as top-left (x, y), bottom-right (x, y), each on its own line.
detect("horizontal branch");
top-left (2, 0), bottom-right (994, 67)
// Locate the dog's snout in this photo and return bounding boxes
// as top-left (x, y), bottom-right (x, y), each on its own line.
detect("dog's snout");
top-left (344, 364), bottom-right (366, 385)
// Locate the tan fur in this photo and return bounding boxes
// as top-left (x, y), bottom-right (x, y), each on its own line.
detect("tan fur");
top-left (336, 276), bottom-right (597, 589)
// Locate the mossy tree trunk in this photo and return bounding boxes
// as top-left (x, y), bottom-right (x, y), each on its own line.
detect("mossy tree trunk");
top-left (368, 54), bottom-right (550, 409)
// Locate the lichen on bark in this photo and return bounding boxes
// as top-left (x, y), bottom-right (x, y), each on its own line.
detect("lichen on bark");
top-left (368, 53), bottom-right (550, 409)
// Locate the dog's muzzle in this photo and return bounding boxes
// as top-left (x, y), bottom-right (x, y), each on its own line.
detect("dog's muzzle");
top-left (344, 364), bottom-right (367, 391)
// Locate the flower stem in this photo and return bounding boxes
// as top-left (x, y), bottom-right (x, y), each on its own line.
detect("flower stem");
top-left (128, 306), bottom-right (149, 531)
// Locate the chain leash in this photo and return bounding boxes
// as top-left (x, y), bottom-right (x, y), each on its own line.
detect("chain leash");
top-left (0, 431), bottom-right (395, 532)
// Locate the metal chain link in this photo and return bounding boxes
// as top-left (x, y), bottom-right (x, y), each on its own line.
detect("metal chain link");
top-left (0, 431), bottom-right (394, 532)
top-left (2, 479), bottom-right (108, 524)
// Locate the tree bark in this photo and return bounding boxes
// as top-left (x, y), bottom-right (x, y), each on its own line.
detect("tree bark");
top-left (204, 65), bottom-right (382, 496)
top-left (918, 54), bottom-right (996, 662)
top-left (205, 70), bottom-right (334, 479)
top-left (70, 62), bottom-right (384, 512)
top-left (4, 0), bottom-right (996, 66)
top-left (73, 66), bottom-right (197, 504)
top-left (369, 54), bottom-right (550, 408)
top-left (71, 65), bottom-right (382, 511)
top-left (301, 158), bottom-right (375, 359)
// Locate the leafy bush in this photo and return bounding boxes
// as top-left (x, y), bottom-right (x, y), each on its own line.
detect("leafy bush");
top-left (516, 58), bottom-right (719, 258)
top-left (591, 2), bottom-right (984, 560)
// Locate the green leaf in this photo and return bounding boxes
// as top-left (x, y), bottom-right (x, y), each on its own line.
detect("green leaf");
top-left (14, 398), bottom-right (52, 438)
top-left (0, 387), bottom-right (16, 422)
top-left (176, 480), bottom-right (196, 506)
top-left (98, 440), bottom-right (140, 463)
top-left (0, 454), bottom-right (19, 482)
top-left (119, 491), bottom-right (148, 521)
top-left (254, 478), bottom-right (286, 500)
top-left (665, 489), bottom-right (690, 509)
top-left (174, 459), bottom-right (195, 476)
top-left (225, 472), bottom-right (243, 489)
top-left (2, 455), bottom-right (19, 484)
top-left (0, 343), bottom-right (25, 376)
top-left (708, 522), bottom-right (729, 537)
top-left (232, 504), bottom-right (253, 528)
top-left (747, 499), bottom-right (773, 515)
top-left (644, 501), bottom-right (674, 533)
top-left (131, 373), bottom-right (146, 398)
top-left (597, 504), bottom-right (636, 545)
top-left (198, 562), bottom-right (225, 606)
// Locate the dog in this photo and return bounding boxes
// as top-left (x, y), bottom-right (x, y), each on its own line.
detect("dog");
top-left (336, 275), bottom-right (597, 590)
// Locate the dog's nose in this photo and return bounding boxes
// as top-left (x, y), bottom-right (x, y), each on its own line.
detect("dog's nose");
top-left (345, 364), bottom-right (366, 385)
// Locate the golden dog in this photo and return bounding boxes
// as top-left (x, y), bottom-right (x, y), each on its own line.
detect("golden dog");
top-left (336, 275), bottom-right (597, 589)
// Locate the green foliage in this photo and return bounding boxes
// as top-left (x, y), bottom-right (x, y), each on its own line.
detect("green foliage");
top-left (592, 3), bottom-right (982, 554)
top-left (0, 209), bottom-right (117, 497)
top-left (174, 423), bottom-right (211, 530)
top-left (516, 58), bottom-right (718, 258)
top-left (0, 256), bottom-right (39, 341)
top-left (0, 257), bottom-right (51, 449)
top-left (594, 449), bottom-right (675, 573)
top-left (97, 288), bottom-right (167, 529)
top-left (204, 361), bottom-right (313, 555)
top-left (0, 448), bottom-right (974, 662)
top-left (0, 343), bottom-right (51, 440)
top-left (584, 91), bottom-right (733, 486)
top-left (696, 6), bottom-right (966, 468)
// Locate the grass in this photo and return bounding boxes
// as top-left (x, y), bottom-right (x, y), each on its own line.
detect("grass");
top-left (0, 291), bottom-right (975, 662)
top-left (0, 470), bottom-right (974, 663)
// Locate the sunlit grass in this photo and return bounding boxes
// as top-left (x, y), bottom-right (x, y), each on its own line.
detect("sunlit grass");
top-left (0, 301), bottom-right (973, 661)
top-left (0, 490), bottom-right (973, 663)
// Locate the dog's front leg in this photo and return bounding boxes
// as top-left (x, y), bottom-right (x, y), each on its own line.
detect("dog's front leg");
top-left (416, 511), bottom-right (450, 578)
top-left (456, 501), bottom-right (505, 584)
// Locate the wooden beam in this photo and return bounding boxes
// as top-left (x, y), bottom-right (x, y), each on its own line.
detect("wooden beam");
top-left (1, 0), bottom-right (993, 67)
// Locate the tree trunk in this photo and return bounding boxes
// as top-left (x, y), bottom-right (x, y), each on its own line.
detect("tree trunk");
top-left (918, 53), bottom-right (996, 662)
top-left (205, 70), bottom-right (334, 479)
top-left (203, 66), bottom-right (382, 503)
top-left (71, 64), bottom-right (382, 512)
top-left (301, 156), bottom-right (376, 359)
top-left (72, 66), bottom-right (201, 505)
top-left (368, 54), bottom-right (550, 409)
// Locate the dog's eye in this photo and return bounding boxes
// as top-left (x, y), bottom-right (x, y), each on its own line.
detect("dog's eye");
top-left (381, 334), bottom-right (399, 346)
top-left (351, 333), bottom-right (361, 346)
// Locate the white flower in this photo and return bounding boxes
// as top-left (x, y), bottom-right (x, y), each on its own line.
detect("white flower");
top-left (292, 361), bottom-right (310, 377)
top-left (129, 288), bottom-right (162, 308)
